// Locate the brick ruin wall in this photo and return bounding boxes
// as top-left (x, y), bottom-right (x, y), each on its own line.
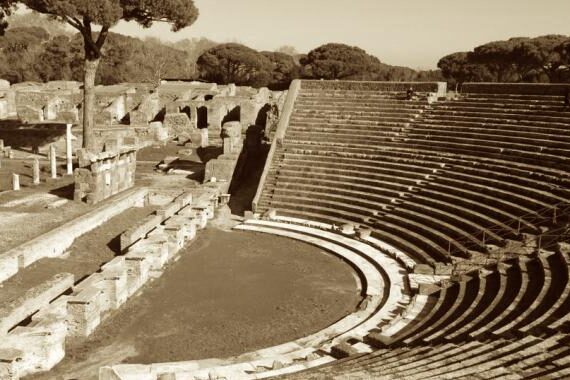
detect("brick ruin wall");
top-left (74, 138), bottom-right (138, 205)
top-left (0, 80), bottom-right (285, 154)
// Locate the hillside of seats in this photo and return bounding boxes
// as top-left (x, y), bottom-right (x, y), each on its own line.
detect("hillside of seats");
top-left (252, 81), bottom-right (570, 379)
top-left (257, 81), bottom-right (570, 268)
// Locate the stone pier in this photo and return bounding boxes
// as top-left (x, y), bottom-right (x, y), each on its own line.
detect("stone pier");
top-left (12, 174), bottom-right (19, 191)
top-left (50, 145), bottom-right (57, 179)
top-left (66, 124), bottom-right (73, 175)
top-left (73, 138), bottom-right (138, 204)
top-left (32, 159), bottom-right (40, 185)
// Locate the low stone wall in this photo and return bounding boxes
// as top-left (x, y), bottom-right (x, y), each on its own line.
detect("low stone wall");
top-left (0, 273), bottom-right (74, 335)
top-left (0, 188), bottom-right (221, 380)
top-left (74, 140), bottom-right (138, 204)
top-left (0, 188), bottom-right (148, 285)
top-left (203, 121), bottom-right (244, 188)
top-left (301, 80), bottom-right (447, 97)
top-left (120, 192), bottom-right (193, 252)
top-left (100, 217), bottom-right (414, 380)
top-left (0, 274), bottom-right (74, 379)
top-left (252, 80), bottom-right (301, 212)
top-left (462, 82), bottom-right (570, 95)
top-left (66, 191), bottom-right (214, 341)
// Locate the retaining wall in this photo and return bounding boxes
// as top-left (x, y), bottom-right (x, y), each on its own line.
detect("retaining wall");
top-left (301, 80), bottom-right (447, 97)
top-left (0, 274), bottom-right (74, 379)
top-left (0, 188), bottom-right (221, 380)
top-left (462, 82), bottom-right (570, 95)
top-left (252, 79), bottom-right (301, 212)
top-left (0, 188), bottom-right (148, 285)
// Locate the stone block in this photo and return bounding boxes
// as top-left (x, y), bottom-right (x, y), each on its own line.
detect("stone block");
top-left (414, 264), bottom-right (435, 275)
top-left (194, 208), bottom-right (208, 229)
top-left (0, 348), bottom-right (23, 380)
top-left (17, 105), bottom-right (43, 123)
top-left (129, 110), bottom-right (149, 124)
top-left (163, 113), bottom-right (191, 140)
top-left (163, 225), bottom-right (185, 252)
top-left (125, 253), bottom-right (150, 296)
top-left (102, 267), bottom-right (128, 310)
top-left (120, 214), bottom-right (163, 252)
top-left (156, 202), bottom-right (180, 219)
top-left (363, 332), bottom-right (393, 348)
top-left (0, 273), bottom-right (74, 335)
top-left (0, 99), bottom-right (8, 119)
top-left (341, 223), bottom-right (355, 235)
top-left (330, 342), bottom-right (359, 359)
top-left (357, 228), bottom-right (372, 239)
top-left (95, 110), bottom-right (114, 126)
top-left (129, 243), bottom-right (169, 272)
top-left (67, 288), bottom-right (102, 337)
top-left (104, 139), bottom-right (119, 153)
top-left (0, 79), bottom-right (10, 90)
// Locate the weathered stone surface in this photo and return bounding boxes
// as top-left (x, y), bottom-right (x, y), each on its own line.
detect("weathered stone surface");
top-left (120, 214), bottom-right (163, 252)
top-left (74, 147), bottom-right (137, 204)
top-left (17, 105), bottom-right (43, 123)
top-left (0, 79), bottom-right (10, 90)
top-left (163, 113), bottom-right (191, 140)
top-left (0, 273), bottom-right (74, 335)
top-left (0, 99), bottom-right (8, 119)
top-left (67, 288), bottom-right (102, 337)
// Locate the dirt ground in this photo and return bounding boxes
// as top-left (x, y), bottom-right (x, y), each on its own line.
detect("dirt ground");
top-left (0, 161), bottom-right (92, 253)
top-left (0, 206), bottom-right (155, 306)
top-left (28, 228), bottom-right (361, 380)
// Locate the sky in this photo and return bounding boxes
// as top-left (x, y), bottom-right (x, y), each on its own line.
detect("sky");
top-left (95, 1), bottom-right (570, 69)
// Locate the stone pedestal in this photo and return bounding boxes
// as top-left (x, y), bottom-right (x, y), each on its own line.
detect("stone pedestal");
top-left (50, 145), bottom-right (57, 179)
top-left (67, 289), bottom-right (102, 337)
top-left (32, 159), bottom-right (40, 185)
top-left (124, 254), bottom-right (150, 296)
top-left (74, 141), bottom-right (137, 204)
top-left (11, 174), bottom-right (19, 191)
top-left (66, 124), bottom-right (73, 175)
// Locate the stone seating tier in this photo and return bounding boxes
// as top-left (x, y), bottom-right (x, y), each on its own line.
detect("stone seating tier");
top-left (260, 149), bottom-right (563, 259)
top-left (243, 82), bottom-right (570, 380)
top-left (287, 132), bottom-right (570, 166)
top-left (277, 150), bottom-right (566, 207)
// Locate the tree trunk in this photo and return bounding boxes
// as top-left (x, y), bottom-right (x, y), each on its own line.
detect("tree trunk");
top-left (82, 57), bottom-right (100, 151)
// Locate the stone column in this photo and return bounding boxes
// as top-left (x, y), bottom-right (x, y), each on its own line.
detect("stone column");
top-left (200, 128), bottom-right (209, 148)
top-left (66, 123), bottom-right (73, 175)
top-left (50, 144), bottom-right (57, 179)
top-left (12, 173), bottom-right (20, 190)
top-left (32, 158), bottom-right (40, 185)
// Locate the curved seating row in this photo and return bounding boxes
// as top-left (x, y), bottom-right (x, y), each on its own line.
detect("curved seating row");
top-left (101, 218), bottom-right (420, 380)
top-left (252, 83), bottom-right (570, 379)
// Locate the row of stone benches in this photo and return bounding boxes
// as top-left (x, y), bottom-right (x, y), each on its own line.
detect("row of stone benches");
top-left (260, 148), bottom-right (566, 262)
top-left (277, 248), bottom-right (570, 379)
top-left (0, 191), bottom-right (217, 380)
top-left (100, 218), bottom-right (414, 380)
top-left (284, 130), bottom-right (570, 170)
